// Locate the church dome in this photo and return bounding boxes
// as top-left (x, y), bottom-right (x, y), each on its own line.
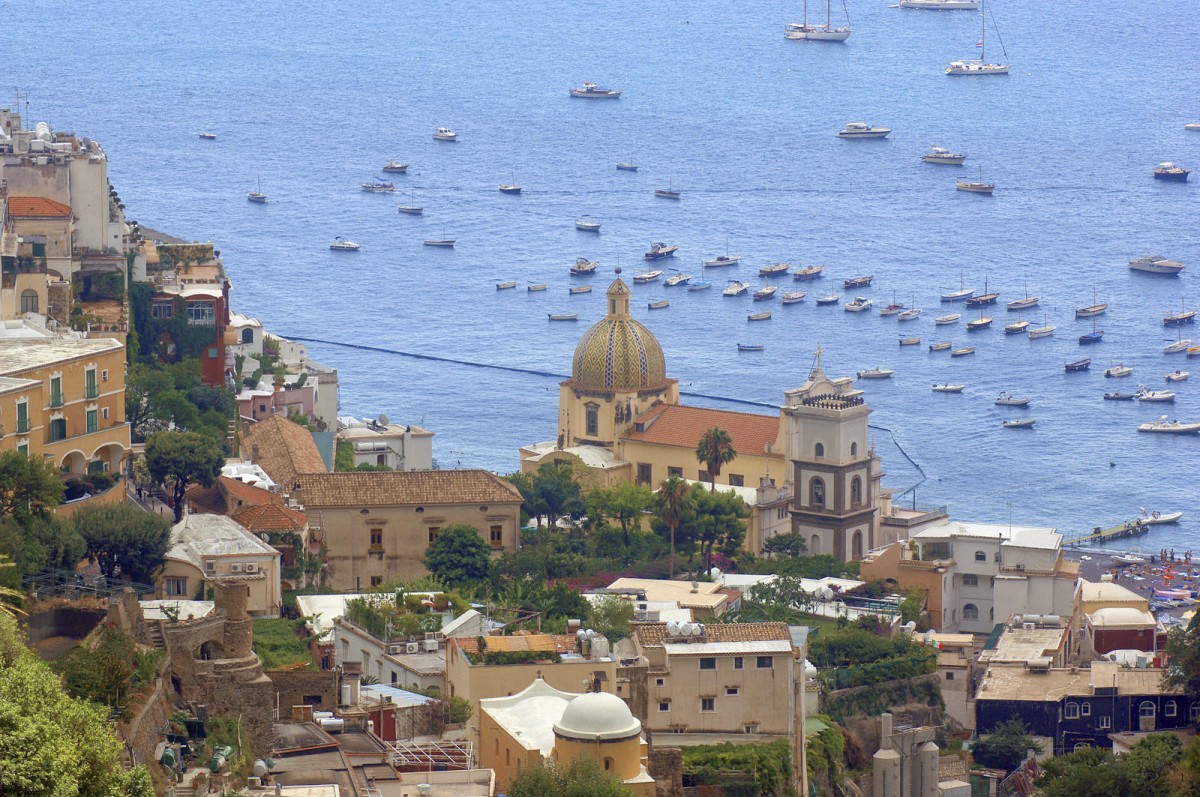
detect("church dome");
top-left (571, 276), bottom-right (667, 392)
top-left (553, 691), bottom-right (642, 741)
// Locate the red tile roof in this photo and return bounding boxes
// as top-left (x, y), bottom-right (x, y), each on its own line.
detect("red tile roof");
top-left (633, 622), bottom-right (792, 648)
top-left (232, 502), bottom-right (307, 533)
top-left (240, 415), bottom-right (329, 485)
top-left (185, 476), bottom-right (277, 515)
top-left (622, 404), bottom-right (783, 458)
top-left (8, 196), bottom-right (72, 218)
top-left (294, 469), bottom-right (522, 508)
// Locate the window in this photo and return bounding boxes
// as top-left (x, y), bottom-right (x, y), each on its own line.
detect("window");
top-left (667, 466), bottom-right (683, 478)
top-left (850, 442), bottom-right (858, 457)
top-left (733, 657), bottom-right (743, 670)
top-left (370, 528), bottom-right (383, 548)
top-left (1081, 703), bottom-right (1091, 716)
top-left (102, 369), bottom-right (108, 382)
top-left (1190, 705), bottom-right (1200, 722)
top-left (756, 656), bottom-right (773, 669)
top-left (814, 442), bottom-right (824, 458)
top-left (391, 672), bottom-right (398, 684)
top-left (241, 327), bottom-right (254, 344)
top-left (962, 604), bottom-right (979, 621)
top-left (636, 463), bottom-right (651, 485)
top-left (586, 404), bottom-right (599, 437)
top-left (962, 574), bottom-right (978, 587)
top-left (725, 687), bottom-right (739, 696)
top-left (187, 302), bottom-right (216, 325)
top-left (15, 401), bottom-right (28, 434)
top-left (85, 368), bottom-right (98, 399)
top-left (1140, 701), bottom-right (1156, 719)
top-left (975, 550), bottom-right (987, 562)
top-left (777, 506), bottom-right (789, 519)
top-left (603, 757), bottom-right (614, 772)
top-left (1064, 703), bottom-right (1079, 719)
top-left (701, 698), bottom-right (715, 712)
top-left (151, 300), bottom-right (174, 318)
top-left (490, 525), bottom-right (503, 548)
top-left (427, 527), bottom-right (440, 543)
top-left (15, 443), bottom-right (27, 456)
top-left (655, 678), bottom-right (665, 687)
top-left (48, 417), bottom-right (66, 442)
top-left (205, 560), bottom-right (215, 572)
top-left (659, 701), bottom-right (670, 712)
top-left (166, 577), bottom-right (187, 597)
top-left (49, 376), bottom-right (62, 407)
top-left (1165, 701), bottom-right (1177, 718)
top-left (698, 469), bottom-right (711, 483)
top-left (851, 476), bottom-right (862, 505)
top-left (102, 407), bottom-right (109, 419)
top-left (699, 658), bottom-right (716, 670)
top-left (729, 474), bottom-right (744, 487)
top-left (371, 576), bottom-right (383, 587)
top-left (1097, 716), bottom-right (1112, 729)
top-left (946, 672), bottom-right (955, 681)
top-left (810, 477), bottom-right (825, 509)
top-left (86, 409), bottom-right (98, 434)
top-left (744, 723), bottom-right (760, 734)
top-left (20, 289), bottom-right (38, 314)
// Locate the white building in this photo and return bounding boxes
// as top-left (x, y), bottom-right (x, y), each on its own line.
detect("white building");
top-left (337, 416), bottom-right (434, 471)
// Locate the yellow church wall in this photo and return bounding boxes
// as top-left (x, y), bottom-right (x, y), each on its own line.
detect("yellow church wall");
top-left (618, 438), bottom-right (787, 491)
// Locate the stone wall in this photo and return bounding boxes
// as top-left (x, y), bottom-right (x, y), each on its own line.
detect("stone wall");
top-left (650, 747), bottom-right (685, 797)
top-left (21, 606), bottom-right (106, 646)
top-left (268, 669), bottom-right (339, 713)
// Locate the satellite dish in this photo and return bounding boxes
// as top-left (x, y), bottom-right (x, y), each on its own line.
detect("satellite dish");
top-left (377, 413), bottom-right (389, 426)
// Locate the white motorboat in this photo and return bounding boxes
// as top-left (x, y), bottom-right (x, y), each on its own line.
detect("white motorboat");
top-left (1164, 338), bottom-right (1193, 354)
top-left (382, 161), bottom-right (409, 173)
top-left (548, 313), bottom-right (578, 321)
top-left (781, 291), bottom-right (808, 304)
top-left (705, 255), bottom-right (741, 268)
top-left (753, 285), bottom-right (778, 301)
top-left (1187, 122), bottom-right (1200, 131)
top-left (837, 122), bottom-right (891, 139)
top-left (1112, 554), bottom-right (1147, 566)
top-left (664, 273), bottom-right (692, 287)
top-left (633, 270), bottom-right (663, 283)
top-left (1002, 418), bottom-right (1036, 429)
top-left (1166, 370), bottom-right (1189, 382)
top-left (329, 237), bottom-right (360, 251)
top-left (995, 392), bottom-right (1031, 407)
top-left (923, 147), bottom-right (967, 165)
top-left (569, 82), bottom-right (622, 99)
top-left (1136, 385), bottom-right (1176, 402)
top-left (844, 296), bottom-right (873, 312)
top-left (857, 368), bottom-right (894, 379)
top-left (936, 313), bottom-right (961, 325)
top-left (571, 258), bottom-right (599, 275)
top-left (899, 0), bottom-right (978, 9)
top-left (724, 281), bottom-right (750, 297)
top-left (361, 180), bottom-right (395, 193)
top-left (199, 131), bottom-right (218, 140)
top-left (433, 127), bottom-right (458, 141)
top-left (759, 262), bottom-right (791, 277)
top-left (932, 384), bottom-right (965, 393)
top-left (575, 216), bottom-right (601, 232)
top-left (1129, 255), bottom-right (1184, 275)
top-left (688, 280), bottom-right (713, 292)
top-left (898, 307), bottom-right (922, 321)
top-left (1132, 509), bottom-right (1184, 526)
top-left (793, 265), bottom-right (826, 281)
top-left (784, 0), bottom-right (851, 41)
top-left (1104, 363), bottom-right (1133, 378)
top-left (1138, 416), bottom-right (1200, 434)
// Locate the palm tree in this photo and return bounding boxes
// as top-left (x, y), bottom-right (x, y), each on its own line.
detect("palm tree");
top-left (695, 427), bottom-right (737, 492)
top-left (0, 556), bottom-right (26, 618)
top-left (656, 476), bottom-right (692, 580)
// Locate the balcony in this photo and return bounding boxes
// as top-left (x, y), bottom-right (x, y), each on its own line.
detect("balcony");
top-left (49, 391), bottom-right (63, 408)
top-left (85, 385), bottom-right (99, 399)
top-left (16, 419), bottom-right (29, 434)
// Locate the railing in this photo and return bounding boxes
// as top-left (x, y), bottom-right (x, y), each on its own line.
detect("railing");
top-left (49, 391), bottom-right (63, 408)
top-left (85, 385), bottom-right (99, 399)
top-left (16, 419), bottom-right (29, 434)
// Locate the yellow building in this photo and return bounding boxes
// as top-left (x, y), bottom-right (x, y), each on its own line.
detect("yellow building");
top-left (519, 275), bottom-right (886, 560)
top-left (479, 679), bottom-right (655, 797)
top-left (0, 332), bottom-right (129, 473)
top-left (158, 513), bottom-right (283, 617)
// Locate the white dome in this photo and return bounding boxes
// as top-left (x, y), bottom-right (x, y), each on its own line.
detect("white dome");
top-left (553, 692), bottom-right (641, 741)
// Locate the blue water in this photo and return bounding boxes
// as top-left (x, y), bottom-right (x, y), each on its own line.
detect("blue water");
top-left (10, 0), bottom-right (1199, 546)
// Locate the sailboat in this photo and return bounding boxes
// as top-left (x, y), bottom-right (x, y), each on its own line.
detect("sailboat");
top-left (1076, 288), bottom-right (1108, 318)
top-left (397, 189), bottom-right (423, 215)
top-left (423, 225), bottom-right (455, 247)
top-left (499, 172), bottom-right (523, 194)
top-left (957, 165), bottom-right (995, 194)
top-left (941, 271), bottom-right (975, 302)
top-left (1006, 281), bottom-right (1038, 311)
top-left (1079, 315), bottom-right (1104, 345)
top-left (946, 0), bottom-right (1009, 75)
top-left (785, 0), bottom-right (850, 41)
top-left (247, 177), bottom-right (267, 204)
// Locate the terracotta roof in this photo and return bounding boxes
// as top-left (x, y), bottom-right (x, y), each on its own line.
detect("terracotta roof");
top-left (185, 482), bottom-right (227, 515)
top-left (622, 404), bottom-right (783, 458)
top-left (240, 415), bottom-right (328, 485)
top-left (186, 476), bottom-right (278, 516)
top-left (633, 622), bottom-right (792, 648)
top-left (454, 633), bottom-right (580, 656)
top-left (294, 469), bottom-right (522, 508)
top-left (232, 502), bottom-right (307, 533)
top-left (8, 196), bottom-right (72, 218)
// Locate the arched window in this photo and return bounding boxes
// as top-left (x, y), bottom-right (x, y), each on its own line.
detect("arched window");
top-left (604, 757), bottom-right (614, 772)
top-left (1165, 701), bottom-right (1177, 718)
top-left (241, 327), bottom-right (254, 344)
top-left (585, 404), bottom-right (599, 436)
top-left (850, 442), bottom-right (858, 457)
top-left (810, 477), bottom-right (825, 508)
top-left (1140, 701), bottom-right (1156, 718)
top-left (20, 289), bottom-right (38, 314)
top-left (852, 531), bottom-right (863, 559)
top-left (975, 550), bottom-right (987, 562)
top-left (962, 604), bottom-right (979, 621)
top-left (810, 535), bottom-right (820, 555)
top-left (851, 476), bottom-right (862, 505)
top-left (1064, 702), bottom-right (1079, 719)
top-left (814, 442), bottom-right (824, 458)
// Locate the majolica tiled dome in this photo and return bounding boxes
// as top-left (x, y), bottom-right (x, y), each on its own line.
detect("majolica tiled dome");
top-left (571, 276), bottom-right (667, 392)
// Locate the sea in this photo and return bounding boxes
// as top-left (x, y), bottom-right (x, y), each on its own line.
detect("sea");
top-left (8, 0), bottom-right (1199, 549)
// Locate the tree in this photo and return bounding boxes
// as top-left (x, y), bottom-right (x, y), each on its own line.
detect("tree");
top-left (532, 462), bottom-right (586, 532)
top-left (424, 525), bottom-right (492, 587)
top-left (971, 718), bottom-right (1042, 773)
top-left (73, 504), bottom-right (172, 584)
top-left (655, 475), bottom-right (692, 579)
top-left (589, 595), bottom-right (636, 640)
top-left (0, 515), bottom-right (85, 580)
top-left (695, 427), bottom-right (737, 493)
top-left (1126, 733), bottom-right (1183, 797)
top-left (1036, 746), bottom-right (1129, 797)
top-left (509, 756), bottom-right (633, 797)
top-left (1164, 613), bottom-right (1200, 704)
top-left (588, 482), bottom-right (652, 546)
top-left (144, 430), bottom-right (224, 521)
top-left (692, 487), bottom-right (749, 573)
top-left (0, 555), bottom-right (25, 617)
top-left (0, 613), bottom-right (155, 797)
top-left (0, 450), bottom-right (65, 524)
top-left (764, 532), bottom-right (807, 559)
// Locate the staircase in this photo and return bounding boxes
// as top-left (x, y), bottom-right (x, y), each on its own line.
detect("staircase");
top-left (147, 620), bottom-right (166, 650)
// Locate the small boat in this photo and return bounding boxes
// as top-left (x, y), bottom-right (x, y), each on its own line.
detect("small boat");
top-left (1028, 316), bottom-right (1056, 339)
top-left (397, 189), bottom-right (422, 215)
top-left (1104, 364), bottom-right (1133, 378)
top-left (199, 132), bottom-right (217, 140)
top-left (616, 162), bottom-right (638, 171)
top-left (1004, 320), bottom-right (1029, 334)
top-left (897, 307), bottom-right (922, 321)
top-left (837, 122), bottom-right (891, 139)
top-left (1164, 338), bottom-right (1194, 354)
top-left (724, 281), bottom-right (750, 297)
top-left (899, 0), bottom-right (978, 9)
top-left (1079, 322), bottom-right (1104, 344)
top-left (738, 343), bottom-right (765, 352)
top-left (571, 258), bottom-right (599, 275)
top-left (688, 280), bottom-right (713, 292)
top-left (569, 286), bottom-right (593, 295)
top-left (648, 300), bottom-right (670, 310)
top-left (951, 347), bottom-right (975, 357)
top-left (499, 182), bottom-right (523, 195)
top-left (1189, 346), bottom-right (1200, 358)
top-left (575, 216), bottom-right (601, 232)
top-left (879, 292), bottom-right (904, 317)
top-left (753, 285), bottom-right (778, 301)
top-left (995, 392), bottom-right (1030, 406)
top-left (748, 311), bottom-right (773, 321)
top-left (655, 186), bottom-right (682, 200)
top-left (899, 337), bottom-right (921, 346)
top-left (1136, 386), bottom-right (1176, 402)
top-left (705, 250), bottom-right (741, 267)
top-left (935, 313), bottom-right (961, 325)
top-left (527, 284), bottom-right (547, 292)
top-left (569, 82), bottom-right (622, 99)
top-left (329, 237), bottom-right (360, 251)
top-left (548, 313), bottom-right (578, 321)
top-left (1129, 255), bottom-right (1184, 275)
top-left (247, 176), bottom-right (267, 204)
top-left (496, 281), bottom-right (517, 290)
top-left (633, 270), bottom-right (663, 283)
top-left (361, 180), bottom-right (395, 193)
top-left (929, 341), bottom-right (953, 351)
top-left (1188, 122), bottom-right (1200, 131)
top-left (956, 174), bottom-right (995, 194)
top-left (857, 368), bottom-right (894, 379)
top-left (433, 128), bottom-right (458, 141)
top-left (1164, 299), bottom-right (1196, 326)
top-left (1065, 359), bottom-right (1091, 372)
top-left (1104, 392), bottom-right (1136, 401)
top-left (423, 227), bottom-right (455, 247)
top-left (783, 0), bottom-right (851, 41)
top-left (664, 272), bottom-right (691, 287)
top-left (1003, 418), bottom-right (1036, 429)
top-left (1007, 282), bottom-right (1039, 311)
top-left (844, 275), bottom-right (874, 288)
top-left (941, 273), bottom-right (975, 302)
top-left (1165, 370), bottom-right (1189, 382)
top-left (1153, 162), bottom-right (1190, 182)
top-left (1112, 554), bottom-right (1147, 566)
top-left (1076, 288), bottom-right (1107, 318)
top-left (923, 146), bottom-right (967, 165)
top-left (946, 0), bottom-right (1009, 76)
top-left (644, 242), bottom-right (679, 261)
top-left (1138, 416), bottom-right (1200, 434)
top-left (1132, 509), bottom-right (1184, 526)
top-left (382, 161), bottom-right (409, 173)
top-left (760, 262), bottom-right (791, 277)
top-left (793, 265), bottom-right (826, 281)
top-left (966, 315), bottom-right (992, 330)
top-left (816, 294), bottom-right (840, 305)
top-left (966, 278), bottom-right (998, 306)
top-left (932, 384), bottom-right (965, 393)
top-left (844, 296), bottom-right (873, 312)
top-left (781, 291), bottom-right (808, 304)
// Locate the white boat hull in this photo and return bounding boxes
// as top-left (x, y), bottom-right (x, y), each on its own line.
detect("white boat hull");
top-left (923, 155), bottom-right (967, 165)
top-left (785, 26), bottom-right (850, 41)
top-left (1130, 262), bottom-right (1184, 275)
top-left (947, 61), bottom-right (1010, 76)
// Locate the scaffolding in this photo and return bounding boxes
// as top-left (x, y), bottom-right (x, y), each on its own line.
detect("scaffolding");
top-left (21, 567), bottom-right (154, 600)
top-left (387, 739), bottom-right (473, 771)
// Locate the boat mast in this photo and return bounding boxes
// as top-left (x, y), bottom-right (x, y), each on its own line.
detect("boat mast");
top-left (979, 0), bottom-right (986, 60)
top-left (827, 0), bottom-right (831, 28)
top-left (803, 0), bottom-right (808, 27)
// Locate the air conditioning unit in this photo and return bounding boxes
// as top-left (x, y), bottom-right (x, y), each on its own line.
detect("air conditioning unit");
top-left (424, 639), bottom-right (438, 653)
top-left (230, 564), bottom-right (242, 573)
top-left (1023, 622), bottom-right (1036, 631)
top-left (406, 642), bottom-right (420, 654)
top-left (245, 563), bottom-right (256, 573)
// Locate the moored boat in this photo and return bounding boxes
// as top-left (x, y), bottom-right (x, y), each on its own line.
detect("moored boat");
top-left (705, 254), bottom-right (741, 268)
top-left (929, 341), bottom-right (953, 351)
top-left (856, 368), bottom-right (894, 379)
top-left (664, 272), bottom-right (692, 287)
top-left (844, 296), bottom-right (873, 312)
top-left (616, 162), bottom-right (638, 172)
top-left (782, 291), bottom-right (808, 304)
top-left (1138, 416), bottom-right (1200, 434)
top-left (748, 311), bottom-right (773, 321)
top-left (199, 131), bottom-right (217, 140)
top-left (966, 278), bottom-right (999, 306)
top-left (382, 161), bottom-right (409, 173)
top-left (1104, 392), bottom-right (1136, 401)
top-left (655, 186), bottom-right (681, 200)
top-left (527, 284), bottom-right (547, 292)
top-left (936, 313), bottom-right (961, 325)
top-left (844, 275), bottom-right (874, 288)
top-left (951, 347), bottom-right (975, 357)
top-left (633, 270), bottom-right (663, 283)
top-left (1104, 364), bottom-right (1133, 378)
top-left (1129, 255), bottom-right (1184, 275)
top-left (753, 285), bottom-right (778, 301)
top-left (433, 128), bottom-right (458, 141)
top-left (1003, 418), bottom-right (1036, 429)
top-left (1136, 385), bottom-right (1176, 402)
top-left (329, 237), bottom-right (360, 251)
top-left (899, 0), bottom-right (978, 9)
top-left (793, 265), bottom-right (826, 281)
top-left (575, 216), bottom-right (601, 232)
top-left (966, 315), bottom-right (992, 330)
top-left (548, 313), bottom-right (578, 321)
top-left (1164, 338), bottom-right (1193, 354)
top-left (688, 280), bottom-right (713, 292)
top-left (569, 286), bottom-right (593, 295)
top-left (1004, 320), bottom-right (1030, 334)
top-left (496, 281), bottom-right (517, 290)
top-left (569, 82), bottom-right (622, 99)
top-left (899, 337), bottom-right (921, 346)
top-left (648, 300), bottom-right (670, 310)
top-left (932, 383), bottom-right (965, 393)
top-left (837, 122), bottom-right (891, 139)
top-left (1165, 370), bottom-right (1189, 382)
top-left (816, 294), bottom-right (840, 305)
top-left (759, 262), bottom-right (792, 277)
top-left (723, 281), bottom-right (750, 297)
top-left (898, 307), bottom-right (922, 321)
top-left (571, 258), bottom-right (600, 275)
top-left (1153, 162), bottom-right (1190, 182)
top-left (995, 392), bottom-right (1030, 406)
top-left (1065, 359), bottom-right (1091, 372)
top-left (923, 146), bottom-right (967, 165)
top-left (738, 344), bottom-right (765, 352)
top-left (644, 242), bottom-right (679, 261)
top-left (361, 180), bottom-right (395, 193)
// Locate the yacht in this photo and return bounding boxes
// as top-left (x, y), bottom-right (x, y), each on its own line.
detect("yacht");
top-left (922, 147), bottom-right (966, 165)
top-left (569, 82), bottom-right (622, 99)
top-left (1129, 256), bottom-right (1184, 275)
top-left (570, 258), bottom-right (600, 276)
top-left (433, 128), bottom-right (458, 141)
top-left (247, 177), bottom-right (267, 204)
top-left (633, 271), bottom-right (663, 283)
top-left (947, 0), bottom-right (1009, 77)
top-left (644, 243), bottom-right (679, 261)
top-left (845, 296), bottom-right (873, 312)
top-left (899, 0), bottom-right (978, 8)
top-left (381, 162), bottom-right (409, 173)
top-left (837, 122), bottom-right (891, 139)
top-left (856, 368), bottom-right (894, 379)
top-left (329, 237), bottom-right (360, 251)
top-left (575, 216), bottom-right (601, 232)
top-left (1153, 162), bottom-right (1190, 182)
top-left (1137, 416), bottom-right (1200, 434)
top-left (784, 0), bottom-right (851, 41)
top-left (724, 281), bottom-right (750, 297)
